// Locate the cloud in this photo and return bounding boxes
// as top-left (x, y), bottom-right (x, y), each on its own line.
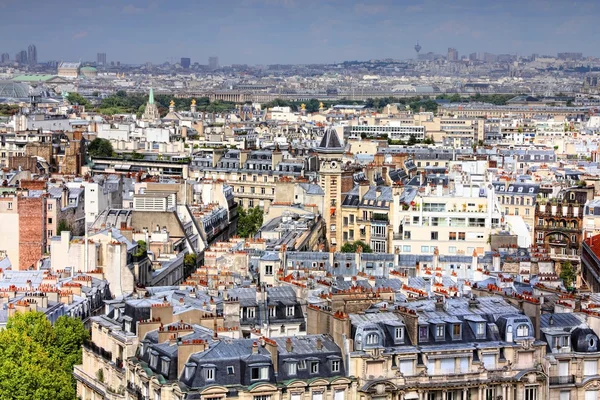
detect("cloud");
top-left (122, 4), bottom-right (145, 14)
top-left (354, 2), bottom-right (387, 15)
top-left (72, 31), bottom-right (88, 39)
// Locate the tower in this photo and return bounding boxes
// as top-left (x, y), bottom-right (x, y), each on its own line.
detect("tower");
top-left (316, 127), bottom-right (353, 251)
top-left (27, 44), bottom-right (37, 65)
top-left (142, 87), bottom-right (160, 122)
top-left (414, 41), bottom-right (422, 56)
top-left (190, 98), bottom-right (197, 113)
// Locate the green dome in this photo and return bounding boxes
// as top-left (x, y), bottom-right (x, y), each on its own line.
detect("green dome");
top-left (80, 67), bottom-right (97, 72)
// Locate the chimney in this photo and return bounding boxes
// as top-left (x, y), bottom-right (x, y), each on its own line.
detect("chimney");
top-left (316, 337), bottom-right (323, 350)
top-left (252, 342), bottom-right (259, 354)
top-left (286, 337), bottom-right (293, 352)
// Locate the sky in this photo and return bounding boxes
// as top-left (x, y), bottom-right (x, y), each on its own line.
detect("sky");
top-left (1, 0), bottom-right (599, 65)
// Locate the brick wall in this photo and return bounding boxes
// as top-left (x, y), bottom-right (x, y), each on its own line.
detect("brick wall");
top-left (18, 196), bottom-right (46, 270)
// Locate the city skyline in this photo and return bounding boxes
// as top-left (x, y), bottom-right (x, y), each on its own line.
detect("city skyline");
top-left (2, 0), bottom-right (600, 65)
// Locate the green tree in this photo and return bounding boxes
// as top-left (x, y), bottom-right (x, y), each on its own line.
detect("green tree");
top-left (0, 312), bottom-right (89, 399)
top-left (560, 261), bottom-right (577, 288)
top-left (340, 240), bottom-right (373, 253)
top-left (135, 240), bottom-right (147, 256)
top-left (88, 138), bottom-right (114, 158)
top-left (184, 253), bottom-right (197, 276)
top-left (56, 220), bottom-right (71, 235)
top-left (237, 207), bottom-right (264, 238)
top-left (407, 134), bottom-right (417, 146)
top-left (66, 92), bottom-right (90, 108)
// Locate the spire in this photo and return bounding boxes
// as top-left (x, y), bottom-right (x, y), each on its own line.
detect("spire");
top-left (149, 87), bottom-right (155, 105)
top-left (316, 126), bottom-right (344, 154)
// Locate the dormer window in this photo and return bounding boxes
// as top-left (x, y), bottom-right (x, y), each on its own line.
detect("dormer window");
top-left (286, 306), bottom-right (295, 317)
top-left (331, 360), bottom-right (340, 373)
top-left (161, 358), bottom-right (170, 375)
top-left (204, 367), bottom-right (215, 381)
top-left (365, 333), bottom-right (379, 346)
top-left (251, 366), bottom-right (269, 380)
top-left (516, 324), bottom-right (530, 337)
top-left (452, 324), bottom-right (462, 340)
top-left (184, 363), bottom-right (197, 380)
top-left (395, 328), bottom-right (404, 340)
top-left (310, 361), bottom-right (319, 374)
top-left (476, 323), bottom-right (486, 338)
top-left (149, 351), bottom-right (158, 368)
top-left (419, 325), bottom-right (429, 341)
top-left (435, 324), bottom-right (445, 340)
top-left (288, 362), bottom-right (297, 376)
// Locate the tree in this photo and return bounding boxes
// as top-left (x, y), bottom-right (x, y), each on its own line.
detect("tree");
top-left (407, 134), bottom-right (417, 146)
top-left (340, 240), bottom-right (373, 253)
top-left (237, 207), bottom-right (264, 238)
top-left (184, 253), bottom-right (197, 276)
top-left (0, 312), bottom-right (89, 399)
top-left (560, 261), bottom-right (577, 288)
top-left (66, 92), bottom-right (90, 108)
top-left (56, 220), bottom-right (71, 235)
top-left (87, 138), bottom-right (114, 158)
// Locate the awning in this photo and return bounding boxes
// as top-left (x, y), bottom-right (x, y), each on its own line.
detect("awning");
top-left (331, 238), bottom-right (337, 245)
top-left (359, 225), bottom-right (365, 230)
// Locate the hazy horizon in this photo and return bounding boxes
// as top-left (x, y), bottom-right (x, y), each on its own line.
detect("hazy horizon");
top-left (2, 0), bottom-right (599, 65)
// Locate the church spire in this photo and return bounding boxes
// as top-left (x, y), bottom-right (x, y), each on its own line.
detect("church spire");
top-left (149, 87), bottom-right (155, 105)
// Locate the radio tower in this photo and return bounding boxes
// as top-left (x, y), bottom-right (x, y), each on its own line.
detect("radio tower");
top-left (414, 41), bottom-right (422, 56)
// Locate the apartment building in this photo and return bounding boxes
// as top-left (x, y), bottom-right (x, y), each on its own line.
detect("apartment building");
top-left (308, 295), bottom-right (547, 400)
top-left (390, 183), bottom-right (503, 256)
top-left (494, 181), bottom-right (539, 241)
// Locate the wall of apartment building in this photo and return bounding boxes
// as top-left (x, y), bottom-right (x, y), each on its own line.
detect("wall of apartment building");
top-left (0, 196), bottom-right (19, 269)
top-left (18, 195), bottom-right (46, 270)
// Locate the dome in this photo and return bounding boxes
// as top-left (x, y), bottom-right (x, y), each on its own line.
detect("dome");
top-left (80, 66), bottom-right (97, 72)
top-left (0, 81), bottom-right (30, 98)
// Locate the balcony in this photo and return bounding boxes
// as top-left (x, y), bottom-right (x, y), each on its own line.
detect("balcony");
top-left (549, 375), bottom-right (575, 386)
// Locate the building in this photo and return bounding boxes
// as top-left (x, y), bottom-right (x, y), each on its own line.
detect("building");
top-left (142, 87), bottom-right (161, 122)
top-left (208, 56), bottom-right (218, 70)
top-left (0, 191), bottom-right (47, 270)
top-left (582, 235), bottom-right (600, 292)
top-left (308, 294), bottom-right (547, 400)
top-left (345, 124), bottom-right (426, 142)
top-left (27, 44), bottom-right (37, 65)
top-left (15, 50), bottom-right (27, 64)
top-left (447, 47), bottom-right (458, 61)
top-left (0, 53), bottom-right (8, 64)
top-left (57, 62), bottom-right (81, 78)
top-left (97, 52), bottom-right (106, 65)
top-left (180, 57), bottom-right (191, 69)
top-left (534, 186), bottom-right (593, 266)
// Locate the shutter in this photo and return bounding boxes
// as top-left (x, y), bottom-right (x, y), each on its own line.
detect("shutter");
top-left (483, 354), bottom-right (496, 369)
top-left (427, 360), bottom-right (435, 375)
top-left (558, 361), bottom-right (569, 376)
top-left (440, 358), bottom-right (454, 374)
top-left (584, 360), bottom-right (598, 376)
top-left (399, 360), bottom-right (414, 376)
top-left (460, 357), bottom-right (469, 373)
top-left (585, 391), bottom-right (598, 400)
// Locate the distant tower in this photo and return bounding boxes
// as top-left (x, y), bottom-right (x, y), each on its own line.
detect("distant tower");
top-left (28, 44), bottom-right (37, 65)
top-left (414, 41), bottom-right (422, 56)
top-left (142, 87), bottom-right (161, 122)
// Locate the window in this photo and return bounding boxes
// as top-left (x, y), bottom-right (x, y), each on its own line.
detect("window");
top-left (269, 307), bottom-right (276, 317)
top-left (184, 363), bottom-right (196, 380)
top-left (47, 203), bottom-right (52, 210)
top-left (584, 360), bottom-right (598, 376)
top-left (477, 323), bottom-right (486, 337)
top-left (421, 246), bottom-right (429, 253)
top-left (313, 393), bottom-right (323, 400)
top-left (524, 387), bottom-right (538, 400)
top-left (286, 306), bottom-right (294, 317)
top-left (7, 202), bottom-right (12, 210)
top-left (458, 232), bottom-right (466, 241)
top-left (254, 396), bottom-right (271, 400)
top-left (251, 366), bottom-right (269, 380)
top-left (449, 246), bottom-right (457, 254)
top-left (47, 230), bottom-right (53, 237)
top-left (310, 361), bottom-right (319, 374)
top-left (482, 354), bottom-right (496, 369)
top-left (395, 328), bottom-right (403, 340)
top-left (516, 324), bottom-right (530, 337)
top-left (399, 359), bottom-right (414, 376)
top-left (331, 360), bottom-right (340, 372)
top-left (403, 245), bottom-right (411, 253)
top-left (265, 265), bottom-right (273, 275)
top-left (366, 333), bottom-right (379, 345)
top-left (585, 391), bottom-right (598, 400)
top-left (298, 360), bottom-right (306, 370)
top-left (431, 232), bottom-right (438, 240)
top-left (419, 325), bottom-right (429, 341)
top-left (559, 392), bottom-right (570, 400)
top-left (161, 359), bottom-right (170, 375)
top-left (246, 307), bottom-right (255, 318)
top-left (436, 325), bottom-right (445, 339)
top-left (449, 232), bottom-right (457, 241)
top-left (205, 368), bottom-right (215, 381)
top-left (48, 218), bottom-right (52, 224)
top-left (452, 324), bottom-right (461, 338)
top-left (227, 366), bottom-right (235, 375)
top-left (404, 231), bottom-right (411, 239)
top-left (334, 391), bottom-right (344, 400)
top-left (288, 362), bottom-right (297, 376)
